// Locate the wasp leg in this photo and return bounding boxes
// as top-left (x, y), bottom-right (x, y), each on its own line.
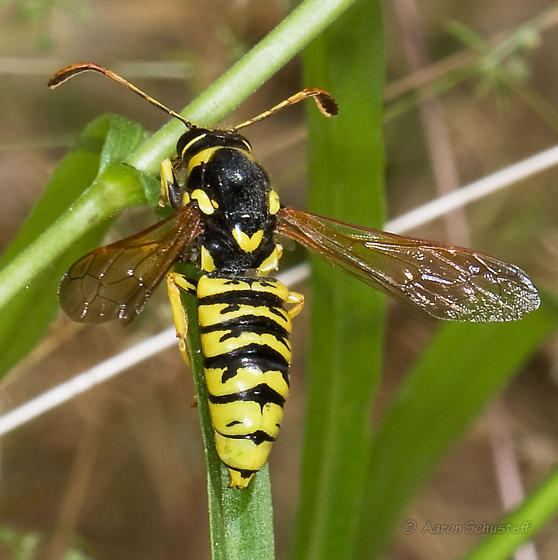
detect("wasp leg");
top-left (286, 291), bottom-right (305, 319)
top-left (159, 158), bottom-right (179, 208)
top-left (166, 272), bottom-right (197, 365)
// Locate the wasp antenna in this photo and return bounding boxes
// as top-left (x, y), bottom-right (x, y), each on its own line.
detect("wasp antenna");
top-left (48, 62), bottom-right (196, 129)
top-left (232, 87), bottom-right (338, 131)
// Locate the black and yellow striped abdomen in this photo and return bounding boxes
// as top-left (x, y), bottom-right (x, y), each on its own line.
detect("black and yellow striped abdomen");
top-left (197, 275), bottom-right (292, 488)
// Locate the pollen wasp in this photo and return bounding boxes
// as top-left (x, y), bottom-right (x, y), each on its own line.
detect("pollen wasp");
top-left (50, 63), bottom-right (540, 489)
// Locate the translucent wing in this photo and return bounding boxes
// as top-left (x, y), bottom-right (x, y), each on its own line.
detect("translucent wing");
top-left (59, 204), bottom-right (202, 323)
top-left (277, 206), bottom-right (540, 322)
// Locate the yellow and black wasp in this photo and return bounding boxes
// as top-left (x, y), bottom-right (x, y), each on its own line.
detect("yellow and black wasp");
top-left (50, 63), bottom-right (540, 489)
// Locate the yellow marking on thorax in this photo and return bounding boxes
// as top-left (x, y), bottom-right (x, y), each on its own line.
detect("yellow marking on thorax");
top-left (201, 246), bottom-right (216, 272)
top-left (232, 226), bottom-right (264, 252)
top-left (187, 145), bottom-right (253, 172)
top-left (269, 189), bottom-right (280, 215)
top-left (256, 244), bottom-right (283, 275)
top-left (187, 146), bottom-right (220, 172)
top-left (191, 189), bottom-right (216, 215)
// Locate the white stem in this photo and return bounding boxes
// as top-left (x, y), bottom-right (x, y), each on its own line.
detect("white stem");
top-left (386, 145), bottom-right (558, 234)
top-left (0, 329), bottom-right (176, 435)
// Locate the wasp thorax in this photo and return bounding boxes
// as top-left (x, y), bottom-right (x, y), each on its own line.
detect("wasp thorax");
top-left (202, 149), bottom-right (269, 216)
top-left (180, 134), bottom-right (277, 271)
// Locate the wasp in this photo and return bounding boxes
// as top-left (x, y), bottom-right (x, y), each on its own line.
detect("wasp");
top-left (50, 63), bottom-right (540, 489)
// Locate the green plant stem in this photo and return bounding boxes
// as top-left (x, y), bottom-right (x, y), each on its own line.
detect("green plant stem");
top-left (126, 0), bottom-right (359, 173)
top-left (462, 466), bottom-right (558, 560)
top-left (178, 271), bottom-right (274, 560)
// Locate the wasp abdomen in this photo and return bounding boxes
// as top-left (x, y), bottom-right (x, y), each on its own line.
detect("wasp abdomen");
top-left (197, 275), bottom-right (292, 488)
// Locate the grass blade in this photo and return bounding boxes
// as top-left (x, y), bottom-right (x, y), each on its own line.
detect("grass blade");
top-left (462, 465), bottom-right (558, 560)
top-left (292, 2), bottom-right (385, 559)
top-left (352, 298), bottom-right (558, 558)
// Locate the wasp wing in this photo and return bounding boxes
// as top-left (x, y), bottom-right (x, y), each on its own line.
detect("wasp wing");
top-left (59, 204), bottom-right (202, 324)
top-left (277, 206), bottom-right (540, 322)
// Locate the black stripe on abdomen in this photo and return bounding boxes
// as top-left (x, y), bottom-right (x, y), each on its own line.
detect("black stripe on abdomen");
top-left (197, 274), bottom-right (293, 482)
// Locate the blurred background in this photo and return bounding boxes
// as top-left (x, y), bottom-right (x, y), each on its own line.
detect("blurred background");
top-left (0, 0), bottom-right (557, 558)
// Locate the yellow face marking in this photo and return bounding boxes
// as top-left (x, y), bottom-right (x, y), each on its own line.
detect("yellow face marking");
top-left (181, 133), bottom-right (207, 157)
top-left (201, 246), bottom-right (216, 272)
top-left (232, 227), bottom-right (264, 252)
top-left (269, 189), bottom-right (280, 215)
top-left (187, 146), bottom-right (220, 172)
top-left (182, 192), bottom-right (191, 205)
top-left (191, 189), bottom-right (216, 215)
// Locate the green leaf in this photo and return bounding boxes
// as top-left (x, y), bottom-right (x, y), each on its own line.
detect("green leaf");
top-left (0, 115), bottom-right (148, 375)
top-left (462, 465), bottom-right (558, 560)
top-left (292, 2), bottom-right (385, 559)
top-left (352, 299), bottom-right (558, 558)
top-left (98, 115), bottom-right (149, 173)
